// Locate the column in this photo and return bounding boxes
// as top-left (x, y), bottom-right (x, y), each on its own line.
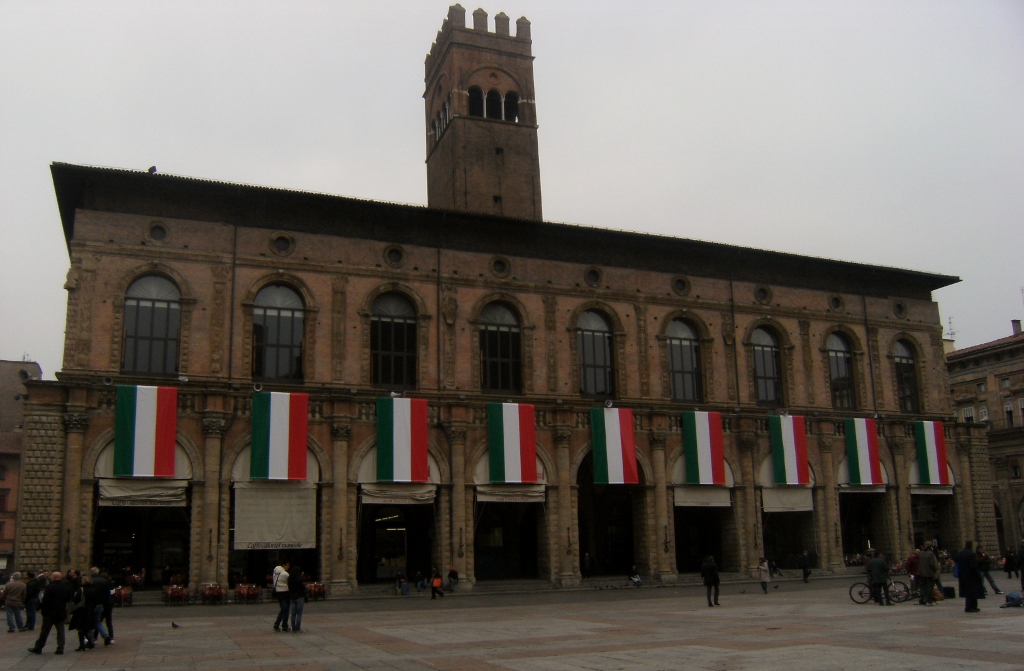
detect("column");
top-left (888, 435), bottom-right (911, 559)
top-left (649, 432), bottom-right (672, 580)
top-left (448, 426), bottom-right (470, 588)
top-left (736, 428), bottom-right (758, 571)
top-left (200, 417), bottom-right (226, 584)
top-left (330, 423), bottom-right (351, 594)
top-left (817, 432), bottom-right (843, 570)
top-left (61, 412), bottom-right (89, 571)
top-left (555, 427), bottom-right (577, 586)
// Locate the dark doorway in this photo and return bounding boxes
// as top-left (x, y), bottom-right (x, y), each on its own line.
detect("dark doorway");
top-left (474, 501), bottom-right (541, 580)
top-left (762, 511), bottom-right (816, 569)
top-left (357, 504), bottom-right (435, 583)
top-left (839, 492), bottom-right (888, 557)
top-left (912, 495), bottom-right (958, 552)
top-left (92, 504), bottom-right (190, 588)
top-left (674, 507), bottom-right (725, 573)
top-left (577, 453), bottom-right (637, 576)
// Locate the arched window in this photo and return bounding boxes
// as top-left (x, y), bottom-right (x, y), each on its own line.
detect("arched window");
top-left (578, 310), bottom-right (614, 398)
top-left (252, 285), bottom-right (304, 380)
top-left (468, 86), bottom-right (484, 117)
top-left (666, 319), bottom-right (701, 402)
top-left (479, 302), bottom-right (522, 393)
top-left (371, 293), bottom-right (417, 389)
top-left (486, 89), bottom-right (503, 119)
top-left (752, 327), bottom-right (783, 405)
top-left (122, 275), bottom-right (181, 375)
top-left (894, 340), bottom-right (919, 413)
top-left (504, 91), bottom-right (520, 122)
top-left (827, 332), bottom-right (855, 410)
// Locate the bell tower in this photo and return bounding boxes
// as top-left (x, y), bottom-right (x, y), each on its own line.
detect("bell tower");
top-left (424, 5), bottom-right (542, 220)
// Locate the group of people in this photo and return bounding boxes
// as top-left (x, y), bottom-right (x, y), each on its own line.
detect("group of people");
top-left (0, 568), bottom-right (116, 655)
top-left (270, 561), bottom-right (307, 632)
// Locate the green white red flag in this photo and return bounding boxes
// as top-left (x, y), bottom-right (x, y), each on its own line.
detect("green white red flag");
top-left (487, 402), bottom-right (537, 483)
top-left (114, 385), bottom-right (178, 478)
top-left (914, 421), bottom-right (949, 485)
top-left (590, 407), bottom-right (638, 484)
top-left (682, 411), bottom-right (726, 485)
top-left (376, 397), bottom-right (429, 482)
top-left (250, 392), bottom-right (308, 480)
top-left (845, 417), bottom-right (882, 485)
top-left (768, 415), bottom-right (810, 485)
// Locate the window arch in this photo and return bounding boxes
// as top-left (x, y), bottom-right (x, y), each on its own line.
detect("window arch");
top-left (252, 285), bottom-right (304, 380)
top-left (752, 327), bottom-right (783, 405)
top-left (827, 332), bottom-right (855, 410)
top-left (468, 86), bottom-right (484, 117)
top-left (503, 91), bottom-right (520, 122)
top-left (479, 302), bottom-right (522, 393)
top-left (666, 319), bottom-right (701, 402)
top-left (894, 339), bottom-right (919, 413)
top-left (578, 310), bottom-right (614, 398)
top-left (122, 275), bottom-right (182, 375)
top-left (485, 89), bottom-right (503, 119)
top-left (371, 293), bottom-right (418, 390)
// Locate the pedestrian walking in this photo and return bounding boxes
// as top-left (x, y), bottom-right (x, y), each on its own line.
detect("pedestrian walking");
top-left (700, 556), bottom-right (720, 607)
top-left (3, 572), bottom-right (27, 632)
top-left (757, 557), bottom-right (770, 594)
top-left (867, 551), bottom-right (893, 606)
top-left (430, 567), bottom-right (445, 600)
top-left (95, 571), bottom-right (114, 645)
top-left (272, 561), bottom-right (292, 632)
top-left (447, 567), bottom-right (459, 592)
top-left (798, 550), bottom-right (812, 583)
top-left (89, 568), bottom-right (112, 645)
top-left (70, 575), bottom-right (99, 651)
top-left (28, 572), bottom-right (73, 655)
top-left (23, 571), bottom-right (42, 631)
top-left (916, 541), bottom-right (939, 605)
top-left (287, 565), bottom-right (306, 632)
top-left (956, 540), bottom-right (984, 613)
top-left (976, 545), bottom-right (1003, 595)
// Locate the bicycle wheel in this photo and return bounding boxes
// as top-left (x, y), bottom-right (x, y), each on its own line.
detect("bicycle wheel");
top-left (890, 580), bottom-right (911, 603)
top-left (849, 582), bottom-right (872, 604)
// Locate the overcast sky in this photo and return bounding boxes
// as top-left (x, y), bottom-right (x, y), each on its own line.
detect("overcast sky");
top-left (2, 1), bottom-right (1022, 379)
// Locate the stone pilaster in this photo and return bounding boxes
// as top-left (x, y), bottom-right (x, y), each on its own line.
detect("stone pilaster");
top-left (15, 405), bottom-right (66, 572)
top-left (61, 412), bottom-right (88, 571)
top-left (200, 416), bottom-right (226, 584)
top-left (329, 423), bottom-right (352, 595)
top-left (736, 429), bottom-right (758, 570)
top-left (448, 426), bottom-right (470, 587)
top-left (887, 435), bottom-right (912, 559)
top-left (817, 432), bottom-right (843, 570)
top-left (964, 431), bottom-right (998, 550)
top-left (554, 426), bottom-right (577, 586)
top-left (649, 432), bottom-right (673, 580)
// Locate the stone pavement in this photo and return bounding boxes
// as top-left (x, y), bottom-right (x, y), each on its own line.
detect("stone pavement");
top-left (2, 579), bottom-right (1023, 671)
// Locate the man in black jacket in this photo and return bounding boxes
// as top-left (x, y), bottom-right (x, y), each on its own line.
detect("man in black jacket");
top-left (957, 540), bottom-right (984, 613)
top-left (28, 572), bottom-right (73, 655)
top-left (24, 572), bottom-right (43, 631)
top-left (90, 568), bottom-right (114, 645)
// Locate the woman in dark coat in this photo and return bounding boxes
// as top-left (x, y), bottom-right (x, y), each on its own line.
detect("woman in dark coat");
top-left (956, 540), bottom-right (984, 613)
top-left (700, 556), bottom-right (720, 607)
top-left (69, 575), bottom-right (98, 650)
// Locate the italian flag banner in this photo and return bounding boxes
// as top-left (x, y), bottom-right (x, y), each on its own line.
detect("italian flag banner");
top-left (915, 421), bottom-right (949, 485)
top-left (487, 403), bottom-right (537, 483)
top-left (682, 411), bottom-right (726, 485)
top-left (115, 385), bottom-right (178, 478)
top-left (845, 417), bottom-right (882, 485)
top-left (377, 397), bottom-right (429, 482)
top-left (590, 407), bottom-right (638, 485)
top-left (251, 392), bottom-right (308, 480)
top-left (768, 415), bottom-right (810, 485)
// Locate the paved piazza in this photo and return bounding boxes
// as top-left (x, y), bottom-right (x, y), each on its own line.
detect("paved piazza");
top-left (3, 579), bottom-right (1023, 671)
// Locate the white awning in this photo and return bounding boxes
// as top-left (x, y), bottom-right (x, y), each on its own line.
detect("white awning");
top-left (233, 481), bottom-right (317, 550)
top-left (359, 483), bottom-right (437, 505)
top-left (475, 484), bottom-right (546, 503)
top-left (98, 479), bottom-right (188, 507)
top-left (911, 485), bottom-right (954, 496)
top-left (673, 486), bottom-right (731, 507)
top-left (761, 487), bottom-right (813, 512)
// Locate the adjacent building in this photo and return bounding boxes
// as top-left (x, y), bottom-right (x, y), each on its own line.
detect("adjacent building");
top-left (0, 360), bottom-right (42, 572)
top-left (947, 320), bottom-right (1024, 552)
top-left (16, 5), bottom-right (995, 591)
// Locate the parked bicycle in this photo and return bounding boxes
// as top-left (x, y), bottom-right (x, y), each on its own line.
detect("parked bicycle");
top-left (849, 577), bottom-right (911, 604)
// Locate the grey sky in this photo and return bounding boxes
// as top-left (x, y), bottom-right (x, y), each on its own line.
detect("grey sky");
top-left (2, 1), bottom-right (1022, 379)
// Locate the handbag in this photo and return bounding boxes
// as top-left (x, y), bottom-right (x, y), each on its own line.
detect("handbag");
top-left (431, 577), bottom-right (442, 588)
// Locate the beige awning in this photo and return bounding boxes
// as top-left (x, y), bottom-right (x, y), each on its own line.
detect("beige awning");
top-left (761, 487), bottom-right (813, 512)
top-left (233, 481), bottom-right (317, 550)
top-left (673, 486), bottom-right (731, 508)
top-left (911, 485), bottom-right (954, 496)
top-left (475, 484), bottom-right (546, 503)
top-left (360, 483), bottom-right (437, 505)
top-left (98, 479), bottom-right (188, 507)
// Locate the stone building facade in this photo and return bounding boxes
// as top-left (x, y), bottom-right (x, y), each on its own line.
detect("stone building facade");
top-left (0, 360), bottom-right (42, 571)
top-left (947, 320), bottom-right (1024, 552)
top-left (16, 6), bottom-right (995, 590)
